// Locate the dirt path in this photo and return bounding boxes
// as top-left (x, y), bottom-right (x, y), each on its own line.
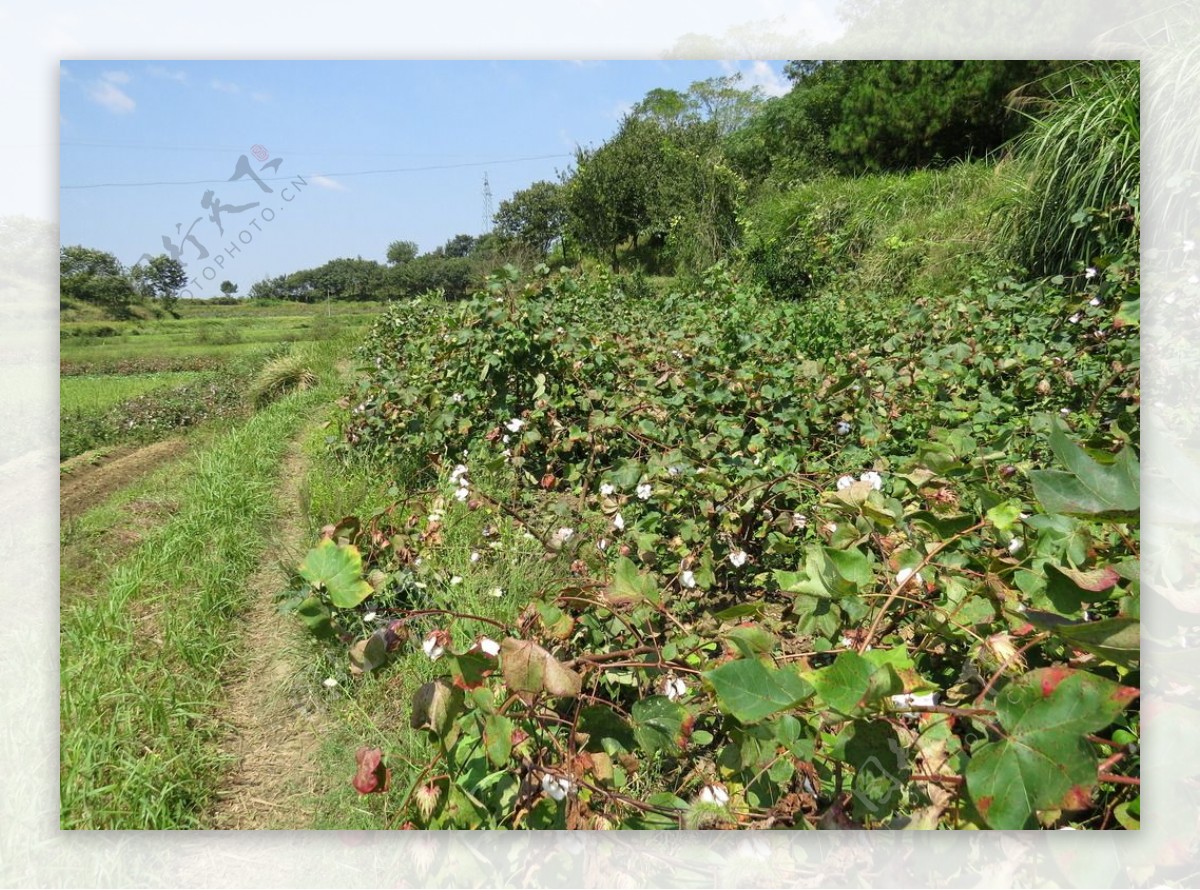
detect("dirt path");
top-left (60, 438), bottom-right (189, 522)
top-left (207, 436), bottom-right (328, 829)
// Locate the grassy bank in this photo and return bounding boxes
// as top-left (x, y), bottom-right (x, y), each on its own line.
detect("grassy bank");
top-left (59, 340), bottom-right (345, 829)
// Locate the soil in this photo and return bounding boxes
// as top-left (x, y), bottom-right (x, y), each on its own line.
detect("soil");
top-left (207, 437), bottom-right (328, 829)
top-left (60, 438), bottom-right (189, 523)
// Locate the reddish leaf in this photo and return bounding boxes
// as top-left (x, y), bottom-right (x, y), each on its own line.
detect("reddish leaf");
top-left (352, 747), bottom-right (391, 794)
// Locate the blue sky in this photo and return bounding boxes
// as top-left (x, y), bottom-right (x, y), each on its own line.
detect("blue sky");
top-left (59, 60), bottom-right (791, 294)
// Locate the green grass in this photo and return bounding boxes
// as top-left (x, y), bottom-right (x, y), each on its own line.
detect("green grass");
top-left (59, 340), bottom-right (347, 829)
top-left (999, 60), bottom-right (1139, 275)
top-left (739, 160), bottom-right (1009, 301)
top-left (60, 307), bottom-right (377, 374)
top-left (60, 372), bottom-right (201, 414)
top-left (297, 448), bottom-right (563, 829)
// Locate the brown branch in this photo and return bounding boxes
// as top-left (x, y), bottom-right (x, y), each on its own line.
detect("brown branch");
top-left (858, 520), bottom-right (987, 653)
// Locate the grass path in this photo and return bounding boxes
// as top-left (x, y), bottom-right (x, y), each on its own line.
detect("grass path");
top-left (59, 346), bottom-right (347, 829)
top-left (206, 435), bottom-right (329, 828)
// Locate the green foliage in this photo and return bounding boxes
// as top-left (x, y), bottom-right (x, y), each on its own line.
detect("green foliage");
top-left (386, 240), bottom-right (420, 265)
top-left (60, 245), bottom-right (137, 313)
top-left (738, 162), bottom-right (1004, 301)
top-left (131, 254), bottom-right (187, 312)
top-left (304, 237), bottom-right (1138, 829)
top-left (494, 180), bottom-right (568, 256)
top-left (999, 61), bottom-right (1140, 275)
top-left (965, 667), bottom-right (1138, 828)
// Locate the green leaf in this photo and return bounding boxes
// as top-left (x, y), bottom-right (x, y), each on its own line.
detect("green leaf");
top-left (577, 705), bottom-right (636, 753)
top-left (483, 713), bottom-right (515, 767)
top-left (1029, 419), bottom-right (1139, 519)
top-left (631, 695), bottom-right (689, 754)
top-left (499, 638), bottom-right (582, 698)
top-left (704, 658), bottom-right (812, 724)
top-left (295, 595), bottom-right (335, 639)
top-left (965, 667), bottom-right (1139, 828)
top-left (1043, 563), bottom-right (1120, 613)
top-left (723, 625), bottom-right (777, 658)
top-left (808, 651), bottom-right (903, 716)
top-left (1043, 617), bottom-right (1140, 667)
top-left (839, 720), bottom-right (910, 820)
top-left (1114, 298), bottom-right (1139, 327)
top-left (298, 539), bottom-right (373, 608)
top-left (606, 557), bottom-right (660, 607)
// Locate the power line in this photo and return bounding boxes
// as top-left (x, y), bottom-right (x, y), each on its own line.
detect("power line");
top-left (60, 153), bottom-right (571, 190)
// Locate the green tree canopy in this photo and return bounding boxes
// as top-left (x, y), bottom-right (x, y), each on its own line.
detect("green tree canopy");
top-left (494, 181), bottom-right (568, 256)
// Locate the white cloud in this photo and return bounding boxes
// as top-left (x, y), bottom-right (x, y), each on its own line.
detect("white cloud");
top-left (87, 79), bottom-right (135, 114)
top-left (608, 99), bottom-right (633, 120)
top-left (147, 65), bottom-right (187, 83)
top-left (250, 91), bottom-right (271, 103)
top-left (721, 60), bottom-right (790, 98)
top-left (210, 79), bottom-right (240, 93)
top-left (102, 70), bottom-right (131, 84)
top-left (308, 174), bottom-right (346, 191)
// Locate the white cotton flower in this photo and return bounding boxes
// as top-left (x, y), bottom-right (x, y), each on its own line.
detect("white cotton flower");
top-left (478, 637), bottom-right (501, 657)
top-left (668, 465), bottom-right (682, 477)
top-left (680, 570), bottom-right (697, 589)
top-left (501, 435), bottom-right (510, 445)
top-left (453, 486), bottom-right (469, 502)
top-left (600, 482), bottom-right (615, 496)
top-left (1008, 537), bottom-right (1023, 555)
top-left (542, 773), bottom-right (572, 801)
top-left (836, 421), bottom-right (852, 436)
top-left (470, 551), bottom-right (481, 563)
top-left (551, 527), bottom-right (575, 546)
top-left (489, 587), bottom-right (504, 598)
top-left (597, 539), bottom-right (609, 552)
top-left (1069, 313), bottom-right (1082, 324)
top-left (450, 463), bottom-right (469, 483)
top-left (636, 483), bottom-right (652, 500)
top-left (505, 418), bottom-right (525, 433)
top-left (613, 513), bottom-right (625, 531)
top-left (698, 784), bottom-right (730, 806)
top-left (837, 475), bottom-right (855, 490)
top-left (450, 576), bottom-right (463, 586)
top-left (824, 522), bottom-right (839, 534)
top-left (422, 633), bottom-right (446, 661)
top-left (1085, 266), bottom-right (1098, 279)
top-left (1060, 408), bottom-right (1071, 416)
top-left (729, 550), bottom-right (748, 568)
top-left (428, 511), bottom-right (443, 524)
top-left (1089, 297), bottom-right (1101, 307)
top-left (896, 567), bottom-right (923, 588)
top-left (323, 677), bottom-right (338, 688)
top-left (792, 513), bottom-right (808, 530)
top-left (363, 611), bottom-right (377, 622)
top-left (860, 470), bottom-right (883, 490)
top-left (662, 676), bottom-right (688, 701)
top-left (891, 691), bottom-right (939, 709)
top-left (450, 392), bottom-right (464, 403)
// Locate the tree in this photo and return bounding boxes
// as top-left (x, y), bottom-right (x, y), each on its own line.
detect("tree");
top-left (386, 240), bottom-right (420, 265)
top-left (494, 181), bottom-right (569, 256)
top-left (433, 233), bottom-right (479, 258)
top-left (59, 245), bottom-right (136, 312)
top-left (131, 255), bottom-right (187, 312)
top-left (220, 280), bottom-right (238, 297)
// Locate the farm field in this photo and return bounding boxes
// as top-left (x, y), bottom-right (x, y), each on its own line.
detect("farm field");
top-left (57, 60), bottom-right (1144, 841)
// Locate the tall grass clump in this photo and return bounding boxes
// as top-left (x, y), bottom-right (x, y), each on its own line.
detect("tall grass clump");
top-left (249, 353), bottom-right (319, 408)
top-left (1001, 60), bottom-right (1140, 275)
